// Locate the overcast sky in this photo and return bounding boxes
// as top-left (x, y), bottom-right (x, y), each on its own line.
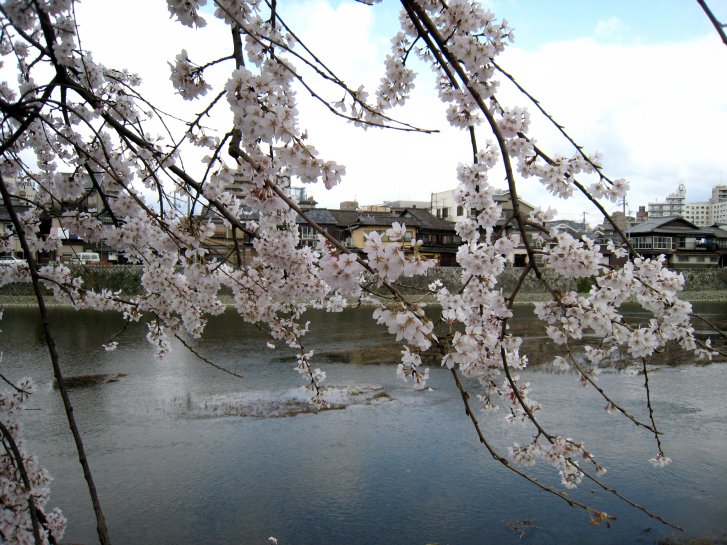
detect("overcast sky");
top-left (72, 0), bottom-right (727, 224)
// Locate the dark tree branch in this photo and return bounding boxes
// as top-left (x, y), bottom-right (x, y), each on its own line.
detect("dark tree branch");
top-left (697, 0), bottom-right (727, 46)
top-left (0, 174), bottom-right (113, 545)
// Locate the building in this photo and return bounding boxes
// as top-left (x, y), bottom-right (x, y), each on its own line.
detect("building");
top-left (647, 183), bottom-right (727, 228)
top-left (50, 172), bottom-right (122, 264)
top-left (360, 200), bottom-right (429, 213)
top-left (684, 200), bottom-right (714, 227)
top-left (626, 216), bottom-right (723, 268)
top-left (430, 188), bottom-right (535, 225)
top-left (648, 184), bottom-right (686, 218)
top-left (296, 208), bottom-right (359, 248)
top-left (289, 186), bottom-right (317, 210)
top-left (430, 188), bottom-right (537, 266)
top-left (199, 203), bottom-right (461, 267)
top-left (1, 177), bottom-right (39, 259)
top-left (702, 224), bottom-right (727, 267)
top-left (347, 208), bottom-right (460, 266)
top-left (636, 205), bottom-right (648, 222)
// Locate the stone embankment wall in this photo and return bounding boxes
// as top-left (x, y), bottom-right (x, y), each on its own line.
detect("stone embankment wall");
top-left (0, 264), bottom-right (143, 296)
top-left (2, 265), bottom-right (726, 297)
top-left (393, 266), bottom-right (727, 295)
top-left (391, 266), bottom-right (579, 294)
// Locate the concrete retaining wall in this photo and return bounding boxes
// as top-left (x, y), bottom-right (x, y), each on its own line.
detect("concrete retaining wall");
top-left (2, 264), bottom-right (726, 297)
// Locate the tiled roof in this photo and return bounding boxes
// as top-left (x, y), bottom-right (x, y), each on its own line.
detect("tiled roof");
top-left (627, 216), bottom-right (712, 236)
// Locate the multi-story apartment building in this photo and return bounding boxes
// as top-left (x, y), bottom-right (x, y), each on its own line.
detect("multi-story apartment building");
top-left (712, 184), bottom-right (727, 203)
top-left (430, 188), bottom-right (535, 224)
top-left (684, 201), bottom-right (714, 226)
top-left (648, 184), bottom-right (686, 218)
top-left (682, 184), bottom-right (727, 227)
top-left (647, 184), bottom-right (727, 228)
top-left (430, 188), bottom-right (536, 266)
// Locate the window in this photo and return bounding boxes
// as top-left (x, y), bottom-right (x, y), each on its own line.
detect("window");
top-left (456, 205), bottom-right (463, 216)
top-left (652, 236), bottom-right (671, 250)
top-left (299, 225), bottom-right (316, 240)
top-left (630, 237), bottom-right (652, 249)
top-left (441, 207), bottom-right (449, 219)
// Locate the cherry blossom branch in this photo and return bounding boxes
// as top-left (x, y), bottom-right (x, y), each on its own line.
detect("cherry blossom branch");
top-left (0, 421), bottom-right (45, 545)
top-left (492, 61), bottom-right (616, 186)
top-left (222, 0), bottom-right (437, 133)
top-left (0, 372), bottom-right (33, 397)
top-left (689, 312), bottom-right (727, 341)
top-left (640, 358), bottom-right (668, 459)
top-left (563, 347), bottom-right (660, 434)
top-left (173, 334), bottom-right (245, 379)
top-left (0, 175), bottom-right (113, 545)
top-left (503, 263), bottom-right (534, 306)
top-left (401, 0), bottom-right (543, 277)
top-left (498, 339), bottom-right (681, 529)
top-left (395, 2), bottom-right (686, 528)
top-left (524, 137), bottom-right (638, 258)
top-left (448, 367), bottom-right (613, 521)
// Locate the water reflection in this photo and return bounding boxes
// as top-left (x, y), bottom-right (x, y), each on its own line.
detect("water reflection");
top-left (0, 303), bottom-right (725, 545)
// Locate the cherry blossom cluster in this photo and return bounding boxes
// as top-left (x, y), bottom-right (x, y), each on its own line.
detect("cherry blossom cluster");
top-left (1, 379), bottom-right (66, 544)
top-left (363, 223), bottom-right (433, 285)
top-left (1, 0), bottom-right (717, 536)
top-left (373, 303), bottom-right (434, 352)
top-left (377, 36), bottom-right (417, 110)
top-left (317, 239), bottom-right (364, 298)
top-left (169, 50), bottom-right (212, 100)
top-left (533, 255), bottom-right (714, 369)
top-left (376, 3), bottom-right (717, 512)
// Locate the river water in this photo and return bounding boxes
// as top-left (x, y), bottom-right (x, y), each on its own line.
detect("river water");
top-left (2, 303), bottom-right (726, 545)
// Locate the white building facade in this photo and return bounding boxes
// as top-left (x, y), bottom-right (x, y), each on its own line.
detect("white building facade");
top-left (682, 184), bottom-right (727, 227)
top-left (648, 184), bottom-right (727, 228)
top-left (648, 184), bottom-right (686, 218)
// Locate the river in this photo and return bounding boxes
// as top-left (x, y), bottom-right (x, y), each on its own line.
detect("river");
top-left (1, 303), bottom-right (726, 545)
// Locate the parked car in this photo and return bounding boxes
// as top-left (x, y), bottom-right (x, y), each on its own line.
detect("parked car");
top-left (69, 252), bottom-right (100, 264)
top-left (0, 255), bottom-right (27, 266)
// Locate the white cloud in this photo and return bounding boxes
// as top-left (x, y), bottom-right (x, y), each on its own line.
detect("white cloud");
top-left (66, 2), bottom-right (727, 225)
top-left (499, 34), bottom-right (727, 221)
top-left (594, 16), bottom-right (627, 40)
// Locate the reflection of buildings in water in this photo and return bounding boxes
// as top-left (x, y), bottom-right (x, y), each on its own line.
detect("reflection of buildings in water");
top-left (513, 317), bottom-right (724, 369)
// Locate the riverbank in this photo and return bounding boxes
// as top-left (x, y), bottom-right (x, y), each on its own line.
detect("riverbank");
top-left (3, 290), bottom-right (727, 308)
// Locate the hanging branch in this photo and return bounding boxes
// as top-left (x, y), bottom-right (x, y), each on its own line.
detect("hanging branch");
top-left (0, 175), bottom-right (112, 545)
top-left (697, 0), bottom-right (727, 46)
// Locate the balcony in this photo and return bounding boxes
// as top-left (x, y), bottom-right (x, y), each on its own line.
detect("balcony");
top-left (629, 236), bottom-right (714, 252)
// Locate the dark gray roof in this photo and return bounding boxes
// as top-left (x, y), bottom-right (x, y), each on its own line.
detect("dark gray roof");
top-left (353, 211), bottom-right (412, 227)
top-left (626, 216), bottom-right (713, 236)
top-left (295, 208), bottom-right (340, 225)
top-left (348, 209), bottom-right (459, 233)
top-left (1, 201), bottom-right (30, 221)
top-left (400, 208), bottom-right (456, 231)
top-left (702, 225), bottom-right (727, 239)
